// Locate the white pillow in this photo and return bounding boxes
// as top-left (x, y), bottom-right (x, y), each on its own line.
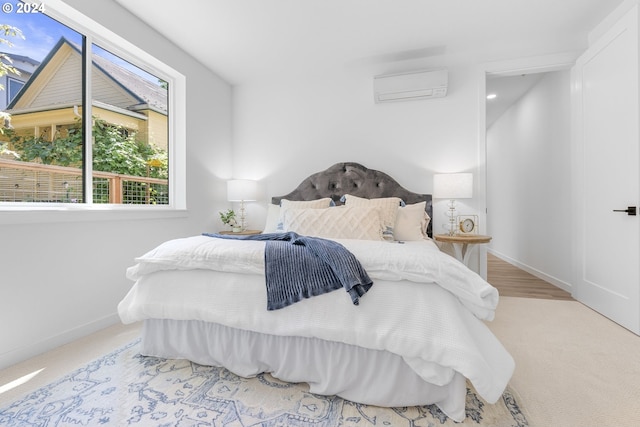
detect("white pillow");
top-left (280, 198), bottom-right (334, 209)
top-left (275, 198), bottom-right (334, 231)
top-left (394, 201), bottom-right (431, 241)
top-left (281, 206), bottom-right (385, 241)
top-left (263, 203), bottom-right (281, 233)
top-left (341, 194), bottom-right (401, 241)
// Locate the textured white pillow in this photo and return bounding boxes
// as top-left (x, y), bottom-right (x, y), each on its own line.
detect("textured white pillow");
top-left (281, 206), bottom-right (385, 240)
top-left (394, 201), bottom-right (431, 241)
top-left (342, 194), bottom-right (401, 241)
top-left (275, 198), bottom-right (334, 231)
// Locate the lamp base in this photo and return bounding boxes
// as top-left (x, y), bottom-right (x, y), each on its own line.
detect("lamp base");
top-left (444, 199), bottom-right (458, 236)
top-left (238, 200), bottom-right (246, 231)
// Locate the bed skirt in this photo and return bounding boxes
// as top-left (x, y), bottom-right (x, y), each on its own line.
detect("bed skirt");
top-left (140, 318), bottom-right (468, 421)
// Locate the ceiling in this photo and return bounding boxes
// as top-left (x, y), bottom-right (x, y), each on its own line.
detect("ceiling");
top-left (114, 0), bottom-right (623, 87)
top-left (486, 73), bottom-right (545, 127)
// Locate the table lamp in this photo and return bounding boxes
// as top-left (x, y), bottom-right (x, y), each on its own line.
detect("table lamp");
top-left (433, 173), bottom-right (473, 236)
top-left (227, 179), bottom-right (257, 231)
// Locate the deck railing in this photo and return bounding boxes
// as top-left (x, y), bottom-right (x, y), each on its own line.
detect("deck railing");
top-left (0, 158), bottom-right (168, 204)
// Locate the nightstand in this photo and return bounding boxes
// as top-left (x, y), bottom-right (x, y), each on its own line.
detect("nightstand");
top-left (433, 234), bottom-right (492, 267)
top-left (218, 229), bottom-right (262, 235)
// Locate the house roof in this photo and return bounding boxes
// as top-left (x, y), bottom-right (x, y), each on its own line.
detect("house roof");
top-left (0, 53), bottom-right (40, 66)
top-left (91, 51), bottom-right (167, 114)
top-left (7, 37), bottom-right (167, 114)
top-left (0, 52), bottom-right (40, 80)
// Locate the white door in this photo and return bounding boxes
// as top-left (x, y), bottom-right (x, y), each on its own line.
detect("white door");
top-left (573, 5), bottom-right (640, 334)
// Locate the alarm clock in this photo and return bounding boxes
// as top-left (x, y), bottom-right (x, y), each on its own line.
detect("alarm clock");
top-left (457, 215), bottom-right (478, 234)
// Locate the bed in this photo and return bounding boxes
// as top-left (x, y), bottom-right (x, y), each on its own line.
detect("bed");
top-left (117, 162), bottom-right (514, 422)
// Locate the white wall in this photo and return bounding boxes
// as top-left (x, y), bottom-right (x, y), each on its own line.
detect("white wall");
top-left (232, 66), bottom-right (484, 234)
top-left (0, 0), bottom-right (233, 369)
top-left (486, 70), bottom-right (573, 291)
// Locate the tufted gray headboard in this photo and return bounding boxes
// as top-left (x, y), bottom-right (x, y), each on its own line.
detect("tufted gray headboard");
top-left (271, 162), bottom-right (433, 237)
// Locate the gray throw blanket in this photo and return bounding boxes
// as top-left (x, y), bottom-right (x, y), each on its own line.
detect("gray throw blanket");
top-left (203, 232), bottom-right (373, 310)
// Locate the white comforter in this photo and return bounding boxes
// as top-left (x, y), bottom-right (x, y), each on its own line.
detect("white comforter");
top-left (118, 235), bottom-right (514, 405)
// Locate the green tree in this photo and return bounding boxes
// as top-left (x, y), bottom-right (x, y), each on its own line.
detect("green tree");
top-left (91, 118), bottom-right (167, 178)
top-left (12, 117), bottom-right (167, 178)
top-left (11, 131), bottom-right (82, 166)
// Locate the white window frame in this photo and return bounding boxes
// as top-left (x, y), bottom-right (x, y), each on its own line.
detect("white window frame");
top-left (0, 0), bottom-right (187, 224)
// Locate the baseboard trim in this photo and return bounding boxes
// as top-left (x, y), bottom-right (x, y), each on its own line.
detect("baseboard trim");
top-left (0, 313), bottom-right (120, 371)
top-left (487, 248), bottom-right (573, 294)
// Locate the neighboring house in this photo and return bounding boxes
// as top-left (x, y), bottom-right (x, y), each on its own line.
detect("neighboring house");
top-left (3, 37), bottom-right (167, 149)
top-left (0, 52), bottom-right (39, 111)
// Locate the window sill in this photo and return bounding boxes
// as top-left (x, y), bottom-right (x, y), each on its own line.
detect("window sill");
top-left (0, 205), bottom-right (189, 225)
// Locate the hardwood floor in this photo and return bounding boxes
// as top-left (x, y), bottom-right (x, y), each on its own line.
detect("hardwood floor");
top-left (487, 253), bottom-right (573, 300)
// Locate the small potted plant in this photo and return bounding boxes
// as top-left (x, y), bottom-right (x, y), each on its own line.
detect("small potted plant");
top-left (219, 209), bottom-right (241, 232)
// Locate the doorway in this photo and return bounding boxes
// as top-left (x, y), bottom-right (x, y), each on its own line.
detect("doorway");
top-left (484, 69), bottom-right (573, 295)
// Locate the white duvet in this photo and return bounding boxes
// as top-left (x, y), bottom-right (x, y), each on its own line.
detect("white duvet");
top-left (118, 235), bottom-right (514, 405)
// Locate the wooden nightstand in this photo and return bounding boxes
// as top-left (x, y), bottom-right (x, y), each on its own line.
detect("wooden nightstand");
top-left (434, 234), bottom-right (492, 267)
top-left (218, 229), bottom-right (262, 235)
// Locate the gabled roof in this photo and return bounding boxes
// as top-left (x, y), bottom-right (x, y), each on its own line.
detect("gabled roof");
top-left (7, 37), bottom-right (167, 114)
top-left (0, 52), bottom-right (40, 66)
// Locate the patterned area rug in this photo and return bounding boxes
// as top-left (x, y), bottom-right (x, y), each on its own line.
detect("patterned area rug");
top-left (0, 340), bottom-right (527, 426)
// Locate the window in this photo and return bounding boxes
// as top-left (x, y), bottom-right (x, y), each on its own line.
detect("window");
top-left (0, 0), bottom-right (185, 211)
top-left (7, 77), bottom-right (24, 105)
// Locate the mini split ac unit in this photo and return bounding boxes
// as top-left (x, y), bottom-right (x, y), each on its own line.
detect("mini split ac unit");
top-left (373, 69), bottom-right (448, 103)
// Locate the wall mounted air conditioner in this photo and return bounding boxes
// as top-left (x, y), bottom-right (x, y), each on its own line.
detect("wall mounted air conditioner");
top-left (373, 69), bottom-right (448, 103)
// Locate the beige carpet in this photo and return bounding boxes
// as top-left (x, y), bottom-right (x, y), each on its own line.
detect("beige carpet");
top-left (489, 296), bottom-right (640, 427)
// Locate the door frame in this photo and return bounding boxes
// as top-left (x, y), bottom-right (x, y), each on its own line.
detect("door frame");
top-left (477, 52), bottom-right (578, 284)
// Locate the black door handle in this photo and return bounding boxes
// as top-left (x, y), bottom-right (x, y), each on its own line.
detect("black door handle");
top-left (613, 206), bottom-right (637, 216)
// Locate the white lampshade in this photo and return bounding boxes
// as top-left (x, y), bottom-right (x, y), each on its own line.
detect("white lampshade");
top-left (227, 179), bottom-right (257, 202)
top-left (433, 173), bottom-right (473, 199)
